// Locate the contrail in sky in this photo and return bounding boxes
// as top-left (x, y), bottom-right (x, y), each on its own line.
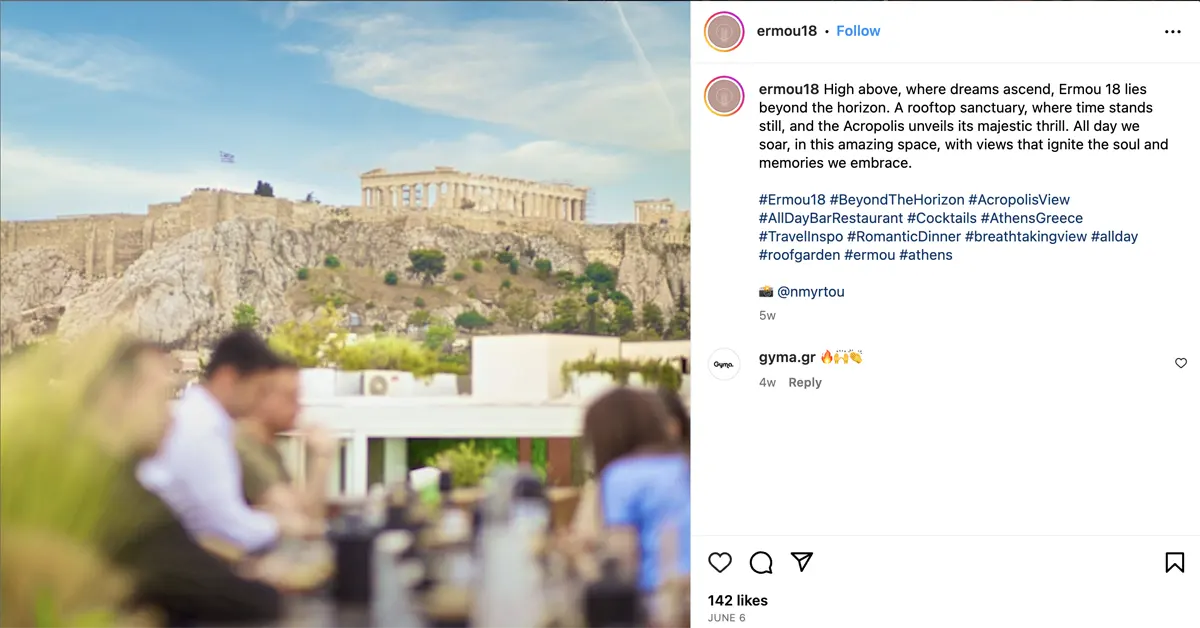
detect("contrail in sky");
top-left (610, 1), bottom-right (685, 148)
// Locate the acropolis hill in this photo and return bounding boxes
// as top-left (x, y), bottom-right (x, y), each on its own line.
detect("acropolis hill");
top-left (0, 167), bottom-right (690, 350)
top-left (0, 166), bottom-right (689, 280)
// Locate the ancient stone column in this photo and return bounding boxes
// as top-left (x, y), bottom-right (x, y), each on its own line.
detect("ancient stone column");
top-left (422, 183), bottom-right (430, 208)
top-left (362, 188), bottom-right (368, 206)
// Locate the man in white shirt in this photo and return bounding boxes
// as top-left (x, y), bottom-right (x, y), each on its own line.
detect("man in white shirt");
top-left (138, 330), bottom-right (292, 553)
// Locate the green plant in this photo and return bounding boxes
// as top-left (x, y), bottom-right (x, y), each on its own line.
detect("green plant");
top-left (641, 302), bottom-right (666, 336)
top-left (553, 270), bottom-right (575, 285)
top-left (558, 355), bottom-right (681, 390)
top-left (296, 267), bottom-right (310, 281)
top-left (0, 336), bottom-right (164, 627)
top-left (583, 262), bottom-right (617, 291)
top-left (335, 335), bottom-right (439, 377)
top-left (231, 303), bottom-right (260, 331)
top-left (585, 291), bottom-right (600, 306)
top-left (466, 286), bottom-right (479, 299)
top-left (500, 279), bottom-right (512, 290)
top-left (507, 259), bottom-right (519, 275)
top-left (408, 249), bottom-right (447, 285)
top-left (384, 271), bottom-right (399, 286)
top-left (452, 271), bottom-right (466, 281)
top-left (471, 260), bottom-right (484, 273)
top-left (414, 297), bottom-right (427, 308)
top-left (407, 309), bottom-right (432, 328)
top-left (324, 255), bottom-right (341, 269)
top-left (428, 442), bottom-right (499, 488)
top-left (372, 323), bottom-right (386, 333)
top-left (500, 287), bottom-right (536, 330)
top-left (534, 258), bottom-right (553, 278)
top-left (423, 318), bottom-right (456, 353)
top-left (495, 251), bottom-right (515, 264)
top-left (454, 310), bottom-right (492, 330)
top-left (267, 303), bottom-right (347, 367)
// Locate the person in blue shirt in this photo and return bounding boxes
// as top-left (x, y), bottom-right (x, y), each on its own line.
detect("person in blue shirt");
top-left (583, 387), bottom-right (691, 593)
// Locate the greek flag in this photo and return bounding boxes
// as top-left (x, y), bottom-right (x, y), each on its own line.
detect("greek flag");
top-left (219, 151), bottom-right (235, 164)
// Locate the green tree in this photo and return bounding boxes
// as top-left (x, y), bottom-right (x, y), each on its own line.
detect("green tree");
top-left (612, 302), bottom-right (636, 336)
top-left (268, 303), bottom-right (346, 367)
top-left (472, 260), bottom-right (484, 273)
top-left (424, 317), bottom-right (456, 353)
top-left (607, 290), bottom-right (631, 306)
top-left (667, 283), bottom-right (690, 339)
top-left (641, 302), bottom-right (665, 336)
top-left (500, 288), bottom-right (538, 331)
top-left (408, 309), bottom-right (432, 328)
top-left (500, 279), bottom-right (512, 290)
top-left (254, 180), bottom-right (275, 197)
top-left (452, 271), bottom-right (466, 281)
top-left (508, 259), bottom-right (519, 275)
top-left (583, 262), bottom-right (617, 291)
top-left (323, 254), bottom-right (341, 269)
top-left (384, 270), bottom-right (399, 286)
top-left (232, 303), bottom-right (260, 331)
top-left (495, 251), bottom-right (515, 264)
top-left (455, 310), bottom-right (492, 330)
top-left (296, 267), bottom-right (310, 280)
top-left (414, 297), bottom-right (426, 308)
top-left (407, 249), bottom-right (447, 286)
top-left (534, 258), bottom-right (553, 278)
top-left (542, 296), bottom-right (584, 333)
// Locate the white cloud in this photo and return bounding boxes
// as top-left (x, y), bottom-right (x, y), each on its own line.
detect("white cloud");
top-left (387, 134), bottom-right (635, 187)
top-left (0, 136), bottom-right (324, 220)
top-left (0, 28), bottom-right (177, 92)
top-left (288, 2), bottom-right (690, 152)
top-left (280, 43), bottom-right (320, 56)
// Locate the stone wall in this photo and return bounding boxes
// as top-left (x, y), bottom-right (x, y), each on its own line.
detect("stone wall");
top-left (634, 198), bottom-right (690, 231)
top-left (1, 189), bottom-right (682, 279)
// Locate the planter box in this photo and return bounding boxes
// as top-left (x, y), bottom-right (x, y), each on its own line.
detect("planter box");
top-left (568, 372), bottom-right (616, 398)
top-left (410, 373), bottom-right (459, 397)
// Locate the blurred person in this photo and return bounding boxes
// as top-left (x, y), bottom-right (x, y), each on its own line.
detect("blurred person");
top-left (568, 386), bottom-right (691, 547)
top-left (137, 330), bottom-right (296, 553)
top-left (236, 360), bottom-right (338, 524)
top-left (657, 387), bottom-right (691, 451)
top-left (87, 338), bottom-right (284, 625)
top-left (581, 387), bottom-right (691, 594)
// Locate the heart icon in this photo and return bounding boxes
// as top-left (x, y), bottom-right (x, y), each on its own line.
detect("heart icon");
top-left (708, 552), bottom-right (732, 573)
top-left (1176, 358), bottom-right (1187, 369)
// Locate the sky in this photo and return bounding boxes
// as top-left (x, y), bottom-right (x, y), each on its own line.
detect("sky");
top-left (0, 1), bottom-right (690, 223)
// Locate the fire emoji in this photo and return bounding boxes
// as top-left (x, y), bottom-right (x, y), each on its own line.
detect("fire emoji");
top-left (821, 350), bottom-right (833, 364)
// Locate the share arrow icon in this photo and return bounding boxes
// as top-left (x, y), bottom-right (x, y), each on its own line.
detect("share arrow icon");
top-left (790, 552), bottom-right (813, 572)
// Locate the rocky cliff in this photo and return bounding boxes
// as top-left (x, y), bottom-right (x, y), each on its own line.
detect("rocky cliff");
top-left (1, 216), bottom-right (689, 350)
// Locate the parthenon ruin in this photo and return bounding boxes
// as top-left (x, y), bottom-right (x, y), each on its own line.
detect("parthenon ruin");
top-left (360, 166), bottom-right (589, 222)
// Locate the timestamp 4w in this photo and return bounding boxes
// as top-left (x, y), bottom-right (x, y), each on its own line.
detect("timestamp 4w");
top-left (709, 594), bottom-right (769, 607)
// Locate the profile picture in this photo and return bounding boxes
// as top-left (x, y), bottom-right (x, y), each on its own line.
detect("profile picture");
top-left (704, 12), bottom-right (744, 52)
top-left (704, 76), bottom-right (744, 117)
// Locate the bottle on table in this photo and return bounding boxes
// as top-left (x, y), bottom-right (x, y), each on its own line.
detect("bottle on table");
top-left (472, 465), bottom-right (548, 628)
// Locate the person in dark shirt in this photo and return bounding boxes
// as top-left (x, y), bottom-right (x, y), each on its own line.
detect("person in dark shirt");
top-left (90, 338), bottom-right (283, 626)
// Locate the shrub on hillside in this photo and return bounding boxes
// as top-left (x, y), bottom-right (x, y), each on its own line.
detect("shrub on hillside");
top-left (297, 267), bottom-right (310, 280)
top-left (471, 260), bottom-right (484, 273)
top-left (384, 271), bottom-right (399, 286)
top-left (324, 255), bottom-right (341, 269)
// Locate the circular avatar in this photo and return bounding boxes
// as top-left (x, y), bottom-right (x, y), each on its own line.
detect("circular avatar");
top-left (704, 76), bottom-right (744, 116)
top-left (704, 12), bottom-right (745, 52)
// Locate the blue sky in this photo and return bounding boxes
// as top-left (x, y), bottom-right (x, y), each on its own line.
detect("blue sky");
top-left (0, 1), bottom-right (690, 223)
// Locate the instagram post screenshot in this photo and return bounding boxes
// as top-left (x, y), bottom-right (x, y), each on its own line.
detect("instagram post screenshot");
top-left (0, 1), bottom-right (1191, 628)
top-left (691, 2), bottom-right (1196, 627)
